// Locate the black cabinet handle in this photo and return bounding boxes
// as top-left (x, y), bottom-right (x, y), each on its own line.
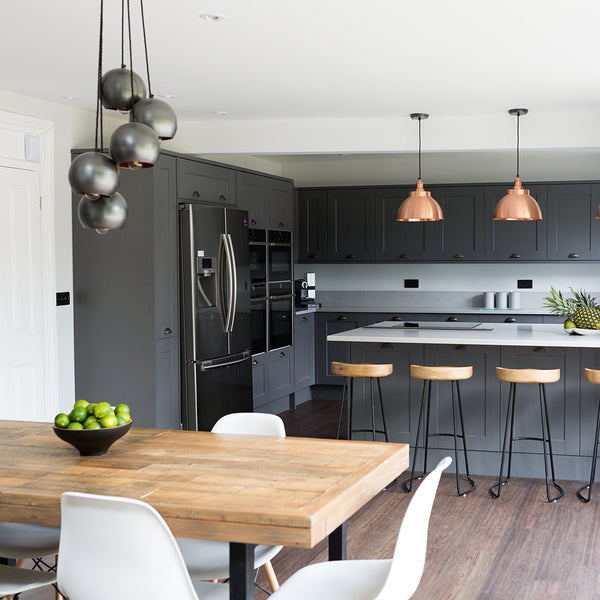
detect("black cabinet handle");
top-left (533, 347), bottom-right (548, 353)
top-left (346, 254), bottom-right (356, 259)
top-left (163, 327), bottom-right (172, 335)
top-left (510, 253), bottom-right (520, 259)
top-left (455, 345), bottom-right (469, 351)
top-left (381, 343), bottom-right (394, 349)
top-left (337, 315), bottom-right (348, 321)
top-left (399, 253), bottom-right (410, 259)
top-left (192, 190), bottom-right (200, 198)
top-left (251, 218), bottom-right (257, 225)
top-left (453, 253), bottom-right (464, 259)
top-left (252, 360), bottom-right (258, 366)
top-left (391, 316), bottom-right (403, 321)
top-left (447, 316), bottom-right (458, 322)
top-left (219, 195), bottom-right (226, 202)
top-left (279, 222), bottom-right (285, 228)
top-left (568, 253), bottom-right (580, 259)
top-left (280, 351), bottom-right (286, 358)
top-left (504, 317), bottom-right (516, 323)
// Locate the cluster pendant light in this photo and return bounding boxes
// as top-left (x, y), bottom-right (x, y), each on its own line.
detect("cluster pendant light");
top-left (396, 113), bottom-right (443, 222)
top-left (493, 108), bottom-right (541, 221)
top-left (68, 0), bottom-right (177, 233)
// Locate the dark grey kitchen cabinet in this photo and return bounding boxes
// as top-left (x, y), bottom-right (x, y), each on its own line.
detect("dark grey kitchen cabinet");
top-left (479, 314), bottom-right (543, 324)
top-left (499, 345), bottom-right (580, 456)
top-left (72, 152), bottom-right (180, 429)
top-left (236, 171), bottom-right (266, 228)
top-left (327, 189), bottom-right (376, 261)
top-left (294, 312), bottom-right (315, 391)
top-left (177, 157), bottom-right (236, 205)
top-left (252, 353), bottom-right (269, 409)
top-left (269, 346), bottom-right (295, 400)
top-left (546, 183), bottom-right (600, 260)
top-left (484, 184), bottom-right (547, 260)
top-left (423, 344), bottom-right (501, 452)
top-left (296, 189), bottom-right (328, 262)
top-left (267, 178), bottom-right (294, 230)
top-left (580, 349), bottom-right (600, 457)
top-left (375, 187), bottom-right (434, 260)
top-left (431, 186), bottom-right (485, 260)
top-left (316, 312), bottom-right (367, 384)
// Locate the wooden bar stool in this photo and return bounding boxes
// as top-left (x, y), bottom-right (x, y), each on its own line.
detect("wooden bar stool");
top-left (332, 362), bottom-right (392, 442)
top-left (490, 367), bottom-right (565, 503)
top-left (577, 368), bottom-right (600, 502)
top-left (402, 364), bottom-right (476, 497)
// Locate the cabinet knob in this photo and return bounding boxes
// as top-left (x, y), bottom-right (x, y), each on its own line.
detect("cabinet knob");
top-left (504, 317), bottom-right (516, 323)
top-left (163, 327), bottom-right (172, 335)
top-left (252, 360), bottom-right (258, 366)
top-left (568, 253), bottom-right (580, 259)
top-left (381, 343), bottom-right (394, 349)
top-left (251, 219), bottom-right (257, 225)
top-left (510, 253), bottom-right (521, 259)
top-left (391, 316), bottom-right (403, 321)
top-left (192, 190), bottom-right (200, 198)
top-left (308, 253), bottom-right (318, 260)
top-left (447, 316), bottom-right (458, 322)
top-left (302, 316), bottom-right (307, 321)
top-left (219, 195), bottom-right (226, 202)
top-left (453, 253), bottom-right (464, 259)
top-left (279, 222), bottom-right (285, 228)
top-left (455, 345), bottom-right (469, 351)
top-left (533, 347), bottom-right (548, 353)
top-left (398, 253), bottom-right (410, 259)
top-left (337, 315), bottom-right (348, 321)
top-left (280, 351), bottom-right (286, 357)
top-left (346, 254), bottom-right (356, 259)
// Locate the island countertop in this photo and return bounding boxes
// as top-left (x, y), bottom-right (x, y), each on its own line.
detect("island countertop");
top-left (327, 321), bottom-right (600, 348)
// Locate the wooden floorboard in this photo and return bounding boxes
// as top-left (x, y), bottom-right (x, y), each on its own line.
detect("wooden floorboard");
top-left (14, 399), bottom-right (600, 599)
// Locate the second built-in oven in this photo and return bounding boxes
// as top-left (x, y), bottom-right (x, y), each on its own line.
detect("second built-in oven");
top-left (268, 281), bottom-right (293, 350)
top-left (268, 230), bottom-right (292, 282)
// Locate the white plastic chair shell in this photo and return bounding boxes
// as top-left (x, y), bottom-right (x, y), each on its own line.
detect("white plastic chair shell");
top-left (269, 456), bottom-right (452, 600)
top-left (57, 492), bottom-right (227, 600)
top-left (177, 413), bottom-right (285, 582)
top-left (0, 522), bottom-right (60, 558)
top-left (0, 563), bottom-right (56, 597)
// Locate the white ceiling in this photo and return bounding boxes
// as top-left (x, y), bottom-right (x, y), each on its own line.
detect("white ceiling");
top-left (3, 0), bottom-right (600, 176)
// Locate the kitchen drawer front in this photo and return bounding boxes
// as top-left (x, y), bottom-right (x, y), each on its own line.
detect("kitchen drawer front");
top-left (177, 158), bottom-right (236, 205)
top-left (478, 314), bottom-right (543, 324)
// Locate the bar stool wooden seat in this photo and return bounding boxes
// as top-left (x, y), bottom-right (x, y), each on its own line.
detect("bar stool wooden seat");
top-left (332, 362), bottom-right (392, 442)
top-left (490, 367), bottom-right (564, 503)
top-left (402, 364), bottom-right (476, 497)
top-left (577, 368), bottom-right (600, 502)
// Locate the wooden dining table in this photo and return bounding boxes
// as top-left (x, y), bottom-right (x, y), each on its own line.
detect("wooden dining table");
top-left (0, 420), bottom-right (409, 600)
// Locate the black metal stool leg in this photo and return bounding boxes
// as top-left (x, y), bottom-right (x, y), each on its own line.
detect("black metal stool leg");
top-left (403, 379), bottom-right (429, 492)
top-left (539, 383), bottom-right (564, 502)
top-left (454, 380), bottom-right (476, 496)
top-left (490, 381), bottom-right (516, 499)
top-left (377, 378), bottom-right (389, 442)
top-left (578, 395), bottom-right (600, 502)
top-left (336, 376), bottom-right (348, 440)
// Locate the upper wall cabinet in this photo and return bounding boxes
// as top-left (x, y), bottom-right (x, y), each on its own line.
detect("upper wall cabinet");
top-left (375, 187), bottom-right (434, 260)
top-left (296, 189), bottom-right (328, 262)
top-left (327, 188), bottom-right (376, 260)
top-left (431, 186), bottom-right (485, 260)
top-left (546, 183), bottom-right (600, 260)
top-left (484, 184), bottom-right (547, 260)
top-left (177, 158), bottom-right (236, 205)
top-left (267, 178), bottom-right (294, 230)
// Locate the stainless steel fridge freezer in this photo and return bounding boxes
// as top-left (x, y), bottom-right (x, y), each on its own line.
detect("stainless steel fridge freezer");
top-left (179, 203), bottom-right (253, 431)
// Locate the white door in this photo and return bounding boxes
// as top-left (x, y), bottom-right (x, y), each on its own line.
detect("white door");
top-left (0, 166), bottom-right (46, 421)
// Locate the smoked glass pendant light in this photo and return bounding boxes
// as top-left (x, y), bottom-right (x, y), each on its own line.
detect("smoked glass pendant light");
top-left (493, 108), bottom-right (542, 221)
top-left (396, 113), bottom-right (443, 222)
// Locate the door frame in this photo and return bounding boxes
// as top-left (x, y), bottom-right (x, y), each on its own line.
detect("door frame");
top-left (0, 110), bottom-right (57, 419)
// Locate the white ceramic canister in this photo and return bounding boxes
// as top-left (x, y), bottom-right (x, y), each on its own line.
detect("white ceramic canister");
top-left (483, 291), bottom-right (495, 309)
top-left (509, 291), bottom-right (520, 309)
top-left (496, 291), bottom-right (508, 309)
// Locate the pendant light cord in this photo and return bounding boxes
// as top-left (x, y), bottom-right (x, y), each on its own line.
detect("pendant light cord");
top-left (126, 0), bottom-right (135, 98)
top-left (120, 0), bottom-right (125, 67)
top-left (515, 112), bottom-right (521, 178)
top-left (139, 0), bottom-right (152, 97)
top-left (94, 0), bottom-right (104, 152)
top-left (417, 116), bottom-right (422, 181)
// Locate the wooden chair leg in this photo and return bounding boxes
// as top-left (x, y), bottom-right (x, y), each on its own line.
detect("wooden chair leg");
top-left (263, 559), bottom-right (280, 592)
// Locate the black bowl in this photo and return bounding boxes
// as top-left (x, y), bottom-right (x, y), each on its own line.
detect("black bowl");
top-left (53, 421), bottom-right (132, 456)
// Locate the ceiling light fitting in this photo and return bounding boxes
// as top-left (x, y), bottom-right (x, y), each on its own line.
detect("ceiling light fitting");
top-left (493, 108), bottom-right (542, 221)
top-left (396, 113), bottom-right (443, 222)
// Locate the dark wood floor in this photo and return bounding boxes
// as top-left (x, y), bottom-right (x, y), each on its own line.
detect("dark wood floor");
top-left (17, 399), bottom-right (600, 599)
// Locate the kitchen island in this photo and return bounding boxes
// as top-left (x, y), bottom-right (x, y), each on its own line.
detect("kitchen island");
top-left (327, 322), bottom-right (600, 480)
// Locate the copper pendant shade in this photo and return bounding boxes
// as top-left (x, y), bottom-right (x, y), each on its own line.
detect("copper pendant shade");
top-left (493, 108), bottom-right (542, 221)
top-left (396, 113), bottom-right (443, 222)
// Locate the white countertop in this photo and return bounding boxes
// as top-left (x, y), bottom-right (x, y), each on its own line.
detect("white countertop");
top-left (319, 306), bottom-right (547, 315)
top-left (327, 321), bottom-right (600, 348)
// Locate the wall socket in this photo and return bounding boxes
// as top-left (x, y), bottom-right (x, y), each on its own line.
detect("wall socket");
top-left (56, 291), bottom-right (70, 306)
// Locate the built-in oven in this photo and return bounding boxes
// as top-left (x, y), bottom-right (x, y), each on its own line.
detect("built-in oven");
top-left (249, 229), bottom-right (267, 299)
top-left (268, 281), bottom-right (293, 350)
top-left (250, 299), bottom-right (267, 354)
top-left (268, 230), bottom-right (293, 282)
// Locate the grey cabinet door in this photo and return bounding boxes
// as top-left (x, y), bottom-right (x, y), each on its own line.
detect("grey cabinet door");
top-left (316, 313), bottom-right (367, 384)
top-left (269, 346), bottom-right (295, 399)
top-left (236, 171), bottom-right (266, 228)
top-left (252, 353), bottom-right (269, 408)
top-left (294, 313), bottom-right (315, 391)
top-left (177, 158), bottom-right (236, 205)
top-left (431, 186), bottom-right (485, 260)
top-left (374, 187), bottom-right (434, 260)
top-left (499, 346), bottom-right (580, 455)
top-left (484, 184), bottom-right (547, 260)
top-left (327, 189), bottom-right (376, 260)
top-left (580, 349), bottom-right (600, 457)
top-left (547, 183), bottom-right (600, 260)
top-left (423, 344), bottom-right (501, 451)
top-left (155, 335), bottom-right (181, 429)
top-left (267, 179), bottom-right (294, 231)
top-left (296, 190), bottom-right (328, 262)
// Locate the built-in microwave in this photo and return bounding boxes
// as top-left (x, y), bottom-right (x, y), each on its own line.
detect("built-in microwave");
top-left (249, 229), bottom-right (267, 299)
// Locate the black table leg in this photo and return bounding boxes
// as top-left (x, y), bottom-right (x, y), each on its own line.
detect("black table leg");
top-left (328, 522), bottom-right (347, 561)
top-left (229, 542), bottom-right (255, 600)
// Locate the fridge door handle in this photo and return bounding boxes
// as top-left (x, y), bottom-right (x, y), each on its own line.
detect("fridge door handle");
top-left (222, 232), bottom-right (235, 333)
top-left (199, 350), bottom-right (251, 371)
top-left (218, 234), bottom-right (228, 332)
top-left (226, 233), bottom-right (238, 333)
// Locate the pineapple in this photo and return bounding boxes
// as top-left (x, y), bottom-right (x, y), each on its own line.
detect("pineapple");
top-left (543, 287), bottom-right (600, 329)
top-left (543, 287), bottom-right (577, 317)
top-left (573, 306), bottom-right (600, 330)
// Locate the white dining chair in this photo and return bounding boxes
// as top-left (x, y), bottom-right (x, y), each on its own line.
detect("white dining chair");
top-left (57, 492), bottom-right (228, 600)
top-left (268, 456), bottom-right (452, 600)
top-left (0, 521), bottom-right (61, 600)
top-left (0, 563), bottom-right (57, 598)
top-left (176, 413), bottom-right (285, 592)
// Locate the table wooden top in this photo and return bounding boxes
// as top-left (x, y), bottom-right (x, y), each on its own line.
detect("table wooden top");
top-left (0, 421), bottom-right (408, 549)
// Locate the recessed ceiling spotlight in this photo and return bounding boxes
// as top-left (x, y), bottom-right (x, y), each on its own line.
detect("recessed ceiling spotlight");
top-left (157, 93), bottom-right (176, 99)
top-left (199, 14), bottom-right (226, 22)
top-left (211, 111), bottom-right (229, 117)
top-left (62, 95), bottom-right (79, 101)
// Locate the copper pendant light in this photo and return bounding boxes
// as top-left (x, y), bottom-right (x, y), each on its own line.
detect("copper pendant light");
top-left (396, 113), bottom-right (443, 222)
top-left (493, 108), bottom-right (542, 221)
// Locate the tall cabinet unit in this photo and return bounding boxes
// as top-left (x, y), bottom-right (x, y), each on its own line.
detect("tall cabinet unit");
top-left (72, 152), bottom-right (180, 429)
